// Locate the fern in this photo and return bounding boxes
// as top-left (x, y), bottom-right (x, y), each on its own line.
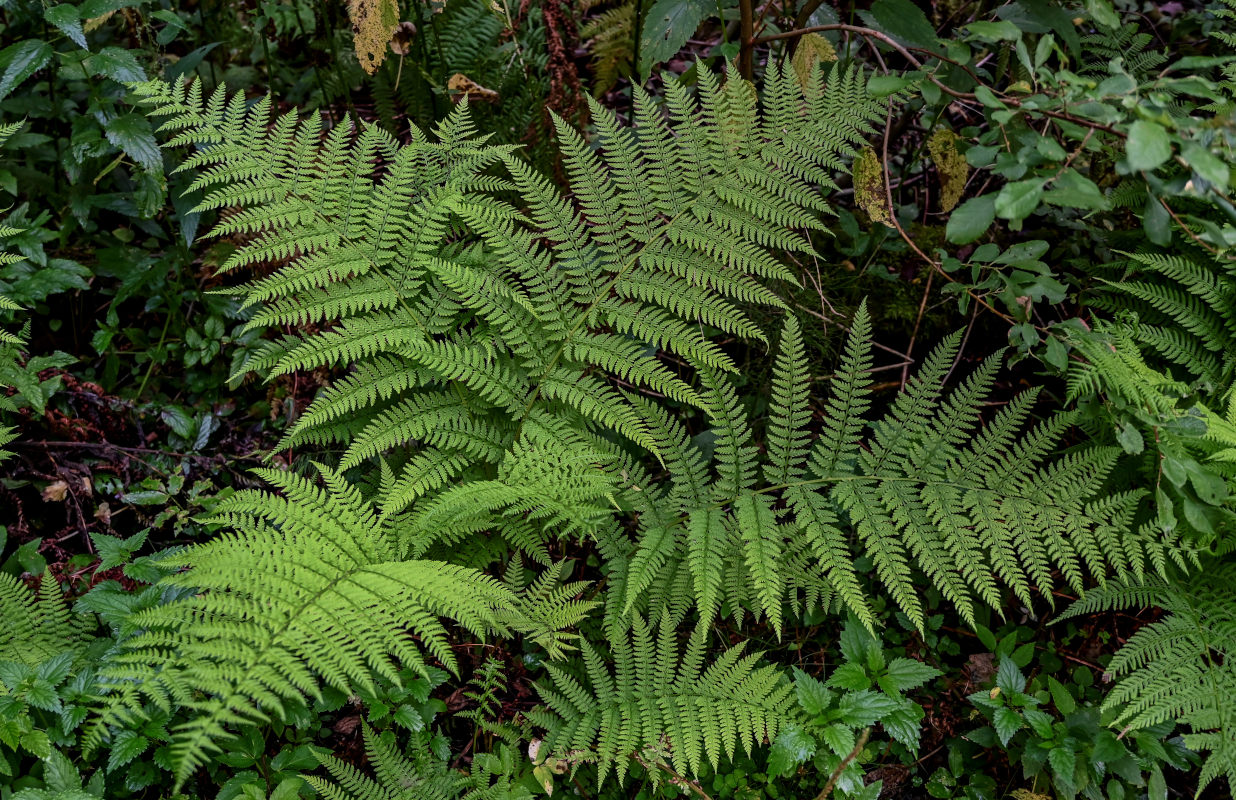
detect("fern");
top-left (0, 573), bottom-right (89, 668)
top-left (1080, 24), bottom-right (1167, 78)
top-left (1060, 564), bottom-right (1236, 792)
top-left (579, 0), bottom-right (636, 96)
top-left (627, 304), bottom-right (1171, 634)
top-left (527, 615), bottom-right (798, 787)
top-left (122, 58), bottom-right (1170, 792)
top-left (0, 119), bottom-right (25, 460)
top-left (98, 463), bottom-right (518, 787)
top-left (132, 60), bottom-right (883, 530)
top-left (307, 722), bottom-right (531, 800)
top-left (1090, 250), bottom-right (1236, 387)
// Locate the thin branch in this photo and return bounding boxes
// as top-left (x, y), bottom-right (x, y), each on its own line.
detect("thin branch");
top-left (814, 727), bottom-right (871, 800)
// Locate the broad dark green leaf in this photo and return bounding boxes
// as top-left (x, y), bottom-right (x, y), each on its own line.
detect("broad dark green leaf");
top-left (946, 194), bottom-right (996, 243)
top-left (86, 46), bottom-right (147, 82)
top-left (104, 113), bottom-right (162, 172)
top-left (0, 40), bottom-right (53, 101)
top-left (638, 0), bottom-right (712, 79)
top-left (1126, 120), bottom-right (1172, 172)
top-left (864, 0), bottom-right (940, 50)
top-left (992, 706), bottom-right (1022, 746)
top-left (45, 6), bottom-right (87, 49)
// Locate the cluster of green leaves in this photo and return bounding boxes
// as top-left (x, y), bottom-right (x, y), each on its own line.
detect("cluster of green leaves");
top-left (4, 1), bottom-right (1236, 799)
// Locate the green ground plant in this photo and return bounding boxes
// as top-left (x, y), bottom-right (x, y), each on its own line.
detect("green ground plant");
top-left (1, 1), bottom-right (1235, 799)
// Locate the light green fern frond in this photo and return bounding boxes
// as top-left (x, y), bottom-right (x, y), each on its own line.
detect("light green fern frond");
top-left (622, 308), bottom-right (1165, 635)
top-left (580, 0), bottom-right (635, 96)
top-left (134, 62), bottom-right (882, 486)
top-left (99, 463), bottom-right (516, 787)
top-left (528, 615), bottom-right (798, 787)
top-left (1092, 251), bottom-right (1236, 387)
top-left (306, 722), bottom-right (531, 800)
top-left (496, 559), bottom-right (600, 659)
top-left (0, 572), bottom-right (89, 668)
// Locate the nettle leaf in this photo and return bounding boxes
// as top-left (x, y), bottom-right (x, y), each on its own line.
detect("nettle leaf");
top-left (835, 690), bottom-right (900, 727)
top-left (85, 46), bottom-right (147, 82)
top-left (103, 114), bottom-right (163, 173)
top-left (767, 725), bottom-right (816, 775)
top-left (45, 6), bottom-right (88, 50)
top-left (0, 40), bottom-right (53, 101)
top-left (638, 0), bottom-right (713, 78)
top-left (793, 667), bottom-right (835, 715)
top-left (992, 706), bottom-right (1022, 746)
top-left (818, 723), bottom-right (855, 757)
top-left (880, 658), bottom-right (940, 693)
top-left (827, 662), bottom-right (871, 692)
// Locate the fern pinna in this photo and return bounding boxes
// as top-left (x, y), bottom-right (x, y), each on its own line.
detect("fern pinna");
top-left (1090, 249), bottom-right (1236, 389)
top-left (98, 464), bottom-right (516, 786)
top-left (528, 614), bottom-right (798, 788)
top-left (308, 722), bottom-right (531, 800)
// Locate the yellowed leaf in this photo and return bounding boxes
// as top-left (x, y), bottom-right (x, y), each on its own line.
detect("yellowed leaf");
top-left (94, 501), bottom-right (112, 525)
top-left (84, 10), bottom-right (118, 33)
top-left (447, 73), bottom-right (499, 104)
top-left (853, 147), bottom-right (891, 226)
top-left (389, 21), bottom-right (416, 56)
top-left (1011, 790), bottom-right (1052, 800)
top-left (42, 480), bottom-right (69, 502)
top-left (791, 33), bottom-right (837, 89)
top-left (348, 0), bottom-right (401, 74)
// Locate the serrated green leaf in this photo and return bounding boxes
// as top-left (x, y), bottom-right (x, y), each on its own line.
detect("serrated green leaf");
top-left (767, 725), bottom-right (815, 775)
top-left (45, 6), bottom-right (88, 49)
top-left (103, 114), bottom-right (162, 173)
top-left (865, 0), bottom-right (940, 50)
top-left (992, 706), bottom-right (1021, 746)
top-left (0, 40), bottom-right (53, 101)
top-left (638, 0), bottom-right (713, 78)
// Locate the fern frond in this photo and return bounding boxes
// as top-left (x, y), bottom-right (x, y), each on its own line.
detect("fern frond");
top-left (0, 572), bottom-right (89, 668)
top-left (531, 616), bottom-right (798, 786)
top-left (1062, 566), bottom-right (1236, 792)
top-left (100, 464), bottom-right (515, 787)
